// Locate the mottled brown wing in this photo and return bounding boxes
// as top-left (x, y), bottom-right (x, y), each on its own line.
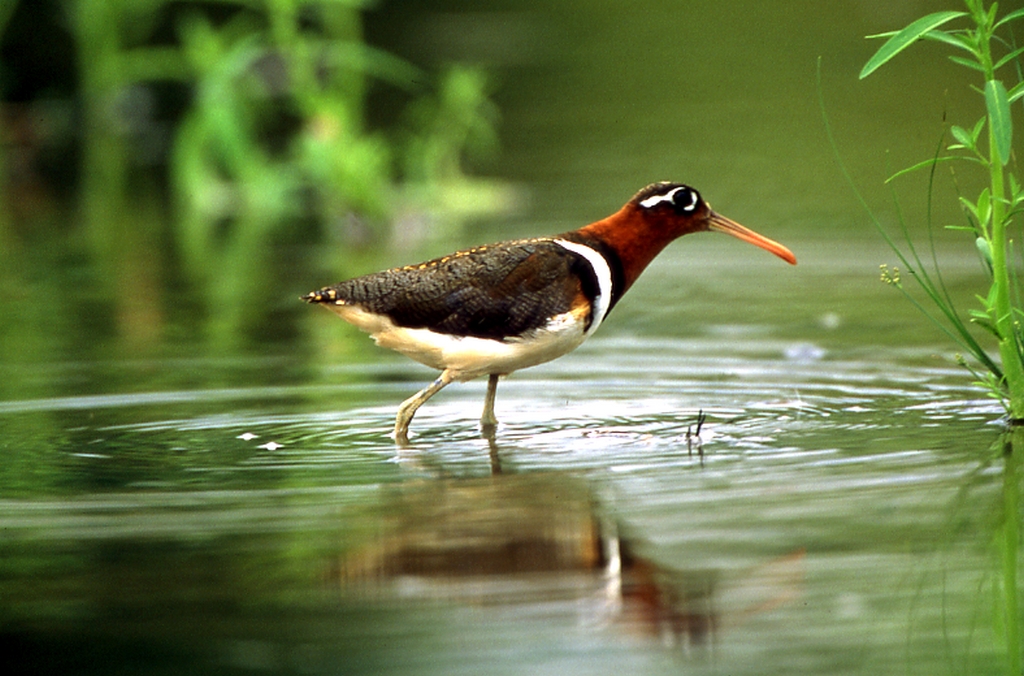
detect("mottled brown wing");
top-left (311, 239), bottom-right (591, 340)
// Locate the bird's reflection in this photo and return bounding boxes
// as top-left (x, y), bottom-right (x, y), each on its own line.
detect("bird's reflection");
top-left (326, 470), bottom-right (803, 651)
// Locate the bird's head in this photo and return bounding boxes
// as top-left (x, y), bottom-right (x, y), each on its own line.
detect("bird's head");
top-left (627, 182), bottom-right (796, 265)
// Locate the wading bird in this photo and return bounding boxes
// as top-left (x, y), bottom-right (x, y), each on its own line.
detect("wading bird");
top-left (304, 182), bottom-right (796, 442)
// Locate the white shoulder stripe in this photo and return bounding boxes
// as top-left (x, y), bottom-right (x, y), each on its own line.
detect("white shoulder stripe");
top-left (553, 239), bottom-right (613, 337)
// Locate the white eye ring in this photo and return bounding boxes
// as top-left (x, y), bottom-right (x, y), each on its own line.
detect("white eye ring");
top-left (639, 186), bottom-right (697, 211)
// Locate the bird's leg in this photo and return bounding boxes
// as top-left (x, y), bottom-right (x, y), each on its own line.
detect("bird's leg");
top-left (394, 370), bottom-right (454, 444)
top-left (481, 374), bottom-right (501, 472)
top-left (481, 373), bottom-right (500, 428)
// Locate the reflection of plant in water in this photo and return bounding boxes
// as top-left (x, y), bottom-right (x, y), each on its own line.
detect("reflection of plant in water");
top-left (903, 434), bottom-right (1021, 675)
top-left (25, 0), bottom-right (503, 348)
top-left (994, 432), bottom-right (1020, 676)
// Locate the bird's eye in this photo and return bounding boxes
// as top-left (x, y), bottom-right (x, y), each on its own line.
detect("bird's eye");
top-left (672, 187), bottom-right (699, 213)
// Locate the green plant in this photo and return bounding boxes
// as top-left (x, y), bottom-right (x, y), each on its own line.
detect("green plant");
top-left (61, 0), bottom-right (503, 348)
top-left (850, 1), bottom-right (1024, 419)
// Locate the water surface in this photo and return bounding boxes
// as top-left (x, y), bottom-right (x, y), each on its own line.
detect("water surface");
top-left (3, 238), bottom-right (1016, 675)
top-left (3, 1), bottom-right (1022, 673)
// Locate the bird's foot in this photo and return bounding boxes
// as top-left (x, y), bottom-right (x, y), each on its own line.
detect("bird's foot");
top-left (392, 370), bottom-right (454, 446)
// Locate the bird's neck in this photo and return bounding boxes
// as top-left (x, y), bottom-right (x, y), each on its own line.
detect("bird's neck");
top-left (570, 206), bottom-right (681, 295)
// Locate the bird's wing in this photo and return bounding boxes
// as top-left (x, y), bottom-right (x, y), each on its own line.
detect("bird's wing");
top-left (318, 239), bottom-right (591, 340)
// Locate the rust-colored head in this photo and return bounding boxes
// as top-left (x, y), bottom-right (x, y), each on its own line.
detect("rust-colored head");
top-left (574, 182), bottom-right (796, 292)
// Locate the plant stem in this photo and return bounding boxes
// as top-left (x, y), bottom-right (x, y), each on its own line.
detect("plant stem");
top-left (989, 144), bottom-right (1024, 417)
top-left (977, 11), bottom-right (1024, 418)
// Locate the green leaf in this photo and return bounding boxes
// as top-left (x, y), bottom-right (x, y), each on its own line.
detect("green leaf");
top-left (949, 54), bottom-right (986, 72)
top-left (977, 187), bottom-right (992, 226)
top-left (985, 79), bottom-right (1013, 165)
top-left (986, 280), bottom-right (999, 308)
top-left (923, 29), bottom-right (975, 51)
top-left (972, 116), bottom-right (986, 140)
top-left (969, 316), bottom-right (1001, 338)
top-left (951, 125), bottom-right (975, 149)
top-left (884, 155), bottom-right (958, 183)
top-left (860, 11), bottom-right (968, 79)
top-left (994, 45), bottom-right (1024, 71)
top-left (1007, 80), bottom-right (1024, 102)
top-left (961, 195), bottom-right (981, 220)
top-left (1011, 174), bottom-right (1024, 204)
top-left (994, 7), bottom-right (1024, 29)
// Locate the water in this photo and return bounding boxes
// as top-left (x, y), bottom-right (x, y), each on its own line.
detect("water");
top-left (4, 0), bottom-right (1023, 673)
top-left (2, 237), bottom-right (1017, 674)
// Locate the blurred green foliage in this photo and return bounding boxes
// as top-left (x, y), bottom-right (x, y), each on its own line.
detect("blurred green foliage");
top-left (0, 0), bottom-right (503, 352)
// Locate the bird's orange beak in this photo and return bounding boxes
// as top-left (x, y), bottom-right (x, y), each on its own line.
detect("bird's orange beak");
top-left (707, 212), bottom-right (796, 265)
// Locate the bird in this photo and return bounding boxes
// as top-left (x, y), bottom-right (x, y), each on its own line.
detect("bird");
top-left (303, 182), bottom-right (796, 442)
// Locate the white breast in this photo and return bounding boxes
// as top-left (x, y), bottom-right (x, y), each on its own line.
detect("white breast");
top-left (327, 304), bottom-right (593, 381)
